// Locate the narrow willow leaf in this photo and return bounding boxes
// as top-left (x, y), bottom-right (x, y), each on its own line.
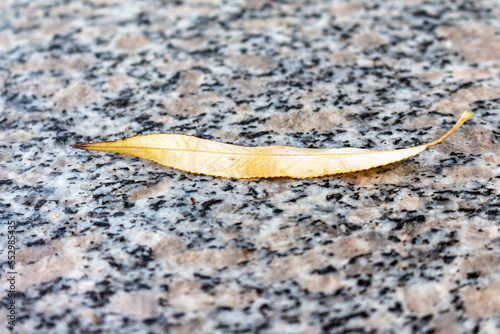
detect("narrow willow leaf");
top-left (73, 111), bottom-right (474, 179)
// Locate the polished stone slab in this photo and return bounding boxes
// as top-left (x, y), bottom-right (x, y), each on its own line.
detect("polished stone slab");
top-left (1, 0), bottom-right (499, 333)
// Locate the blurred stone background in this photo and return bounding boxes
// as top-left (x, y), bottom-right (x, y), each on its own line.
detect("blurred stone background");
top-left (1, 0), bottom-right (499, 333)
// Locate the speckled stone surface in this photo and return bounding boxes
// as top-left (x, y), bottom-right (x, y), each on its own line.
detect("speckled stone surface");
top-left (1, 0), bottom-right (499, 333)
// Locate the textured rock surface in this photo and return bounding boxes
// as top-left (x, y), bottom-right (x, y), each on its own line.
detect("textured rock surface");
top-left (1, 0), bottom-right (499, 333)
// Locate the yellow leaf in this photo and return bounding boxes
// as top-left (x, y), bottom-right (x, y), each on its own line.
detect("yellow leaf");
top-left (73, 111), bottom-right (474, 179)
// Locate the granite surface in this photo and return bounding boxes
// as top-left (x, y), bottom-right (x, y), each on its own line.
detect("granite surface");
top-left (1, 0), bottom-right (500, 333)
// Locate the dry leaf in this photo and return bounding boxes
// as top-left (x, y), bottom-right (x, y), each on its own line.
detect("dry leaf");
top-left (73, 111), bottom-right (473, 179)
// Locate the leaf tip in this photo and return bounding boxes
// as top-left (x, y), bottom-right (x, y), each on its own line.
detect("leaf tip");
top-left (72, 143), bottom-right (90, 150)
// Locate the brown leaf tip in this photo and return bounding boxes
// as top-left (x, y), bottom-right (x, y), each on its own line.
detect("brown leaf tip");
top-left (72, 143), bottom-right (90, 150)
